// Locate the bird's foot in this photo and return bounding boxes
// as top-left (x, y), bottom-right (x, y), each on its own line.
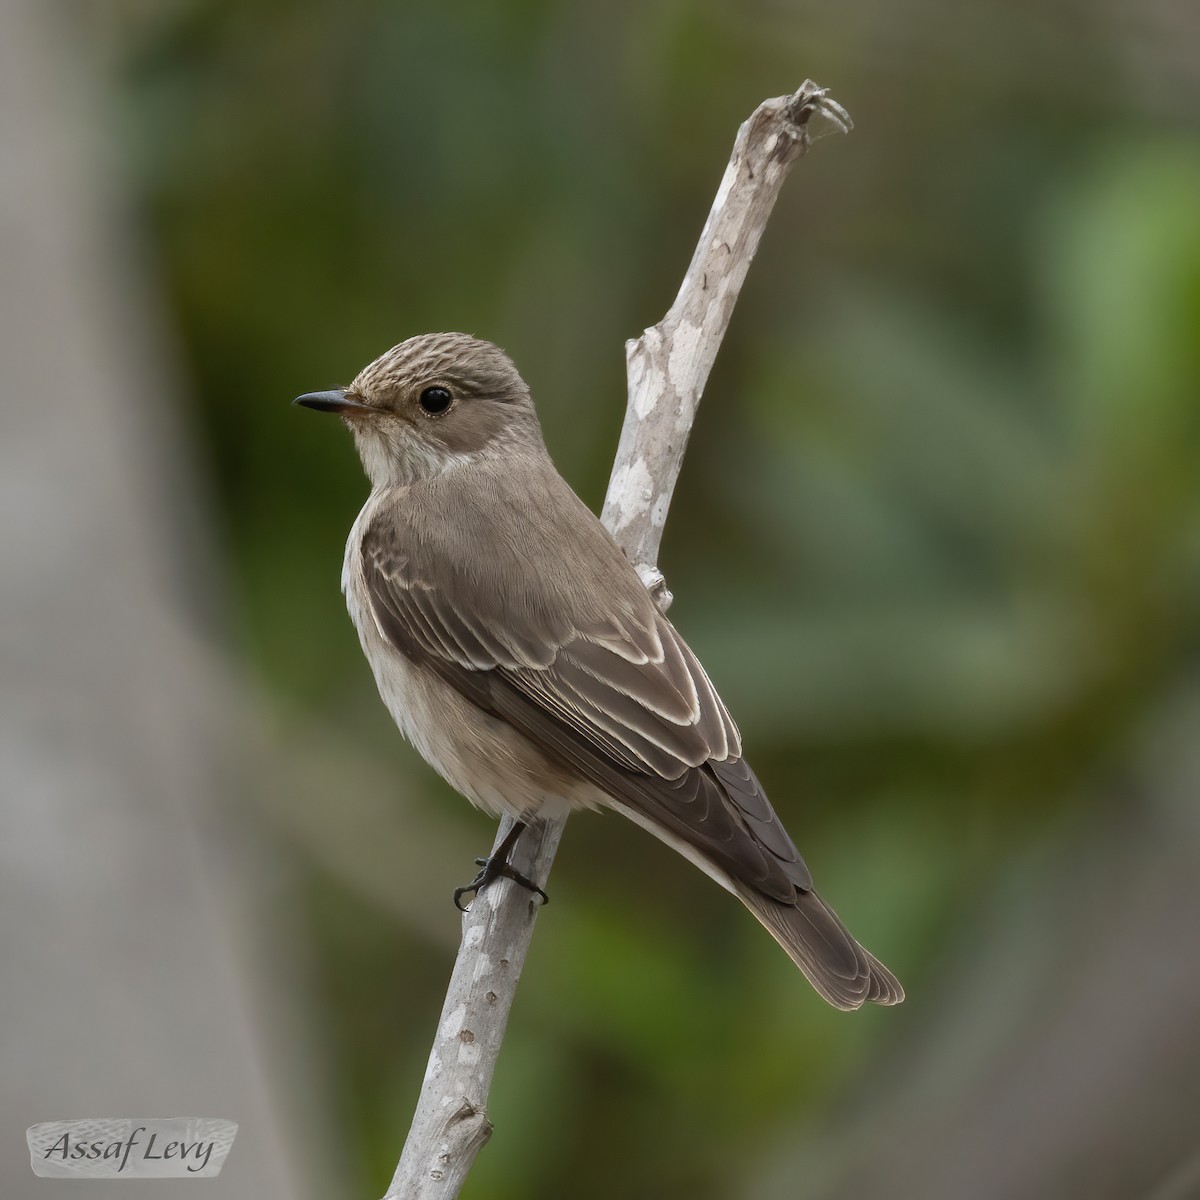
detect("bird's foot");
top-left (453, 849), bottom-right (549, 911)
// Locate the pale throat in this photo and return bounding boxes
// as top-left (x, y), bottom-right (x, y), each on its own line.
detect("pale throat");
top-left (350, 420), bottom-right (478, 488)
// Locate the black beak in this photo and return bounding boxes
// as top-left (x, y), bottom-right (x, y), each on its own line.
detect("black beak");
top-left (292, 389), bottom-right (373, 415)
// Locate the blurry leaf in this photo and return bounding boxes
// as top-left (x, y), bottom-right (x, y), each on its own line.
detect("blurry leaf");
top-left (1043, 143), bottom-right (1200, 462)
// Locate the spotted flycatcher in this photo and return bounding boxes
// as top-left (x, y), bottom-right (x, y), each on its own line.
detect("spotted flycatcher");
top-left (294, 333), bottom-right (901, 1009)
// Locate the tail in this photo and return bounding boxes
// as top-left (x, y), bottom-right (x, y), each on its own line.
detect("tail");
top-left (735, 883), bottom-right (904, 1010)
top-left (603, 774), bottom-right (902, 1010)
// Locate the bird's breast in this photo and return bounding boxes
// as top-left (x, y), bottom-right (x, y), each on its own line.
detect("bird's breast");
top-left (341, 493), bottom-right (596, 821)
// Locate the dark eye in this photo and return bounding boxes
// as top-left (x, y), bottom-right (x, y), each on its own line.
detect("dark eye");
top-left (418, 386), bottom-right (453, 415)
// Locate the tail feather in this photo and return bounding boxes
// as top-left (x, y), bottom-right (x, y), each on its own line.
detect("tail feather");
top-left (605, 796), bottom-right (902, 1009)
top-left (736, 884), bottom-right (904, 1010)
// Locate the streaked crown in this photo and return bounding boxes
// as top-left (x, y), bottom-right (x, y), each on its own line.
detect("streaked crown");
top-left (349, 333), bottom-right (531, 409)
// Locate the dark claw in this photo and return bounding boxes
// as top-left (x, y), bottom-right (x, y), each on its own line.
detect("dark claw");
top-left (453, 822), bottom-right (549, 911)
top-left (503, 865), bottom-right (549, 907)
top-left (453, 860), bottom-right (550, 912)
top-left (453, 880), bottom-right (480, 912)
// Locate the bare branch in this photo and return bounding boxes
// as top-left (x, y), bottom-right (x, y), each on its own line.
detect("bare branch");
top-left (386, 821), bottom-right (563, 1197)
top-left (602, 81), bottom-right (850, 609)
top-left (385, 80), bottom-right (850, 1200)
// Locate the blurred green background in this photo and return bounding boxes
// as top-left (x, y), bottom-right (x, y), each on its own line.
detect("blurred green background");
top-left (7, 1), bottom-right (1200, 1198)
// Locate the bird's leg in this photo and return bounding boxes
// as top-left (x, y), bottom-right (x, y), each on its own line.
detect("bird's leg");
top-left (453, 820), bottom-right (550, 911)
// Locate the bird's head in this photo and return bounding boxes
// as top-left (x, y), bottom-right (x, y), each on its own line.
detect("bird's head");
top-left (294, 333), bottom-right (544, 487)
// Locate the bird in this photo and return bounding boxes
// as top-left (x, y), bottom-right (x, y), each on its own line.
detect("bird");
top-left (294, 332), bottom-right (902, 1010)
